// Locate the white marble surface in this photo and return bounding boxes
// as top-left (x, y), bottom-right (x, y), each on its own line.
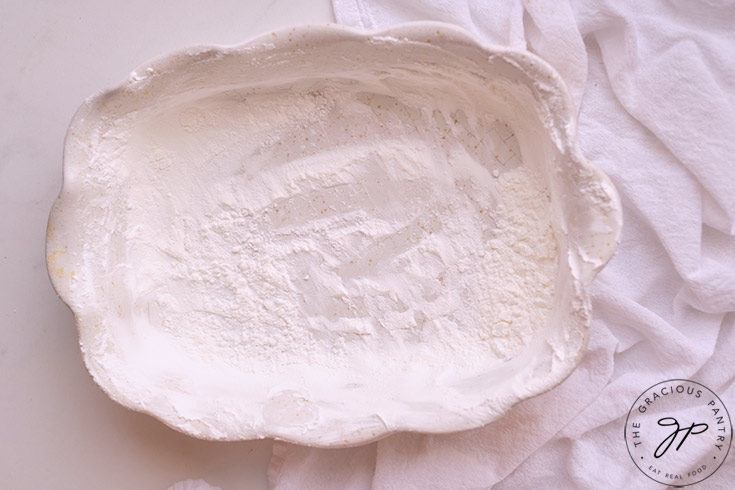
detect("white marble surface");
top-left (0, 1), bottom-right (334, 489)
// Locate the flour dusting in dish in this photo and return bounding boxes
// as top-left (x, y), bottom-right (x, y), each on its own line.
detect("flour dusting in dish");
top-left (112, 85), bottom-right (557, 371)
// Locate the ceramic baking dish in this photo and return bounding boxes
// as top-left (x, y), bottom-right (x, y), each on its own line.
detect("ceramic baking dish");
top-left (47, 22), bottom-right (621, 447)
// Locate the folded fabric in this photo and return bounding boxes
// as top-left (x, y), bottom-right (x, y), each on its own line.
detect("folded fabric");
top-left (269, 0), bottom-right (735, 488)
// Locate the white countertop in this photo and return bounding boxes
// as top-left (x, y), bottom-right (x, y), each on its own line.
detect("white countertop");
top-left (0, 1), bottom-right (334, 489)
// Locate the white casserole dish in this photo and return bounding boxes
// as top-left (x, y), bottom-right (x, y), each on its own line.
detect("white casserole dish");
top-left (46, 22), bottom-right (621, 447)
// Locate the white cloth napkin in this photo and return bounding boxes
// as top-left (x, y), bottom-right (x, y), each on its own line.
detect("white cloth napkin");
top-left (269, 1), bottom-right (735, 488)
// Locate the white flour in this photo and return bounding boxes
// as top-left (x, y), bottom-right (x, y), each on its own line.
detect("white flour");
top-left (110, 85), bottom-right (558, 372)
